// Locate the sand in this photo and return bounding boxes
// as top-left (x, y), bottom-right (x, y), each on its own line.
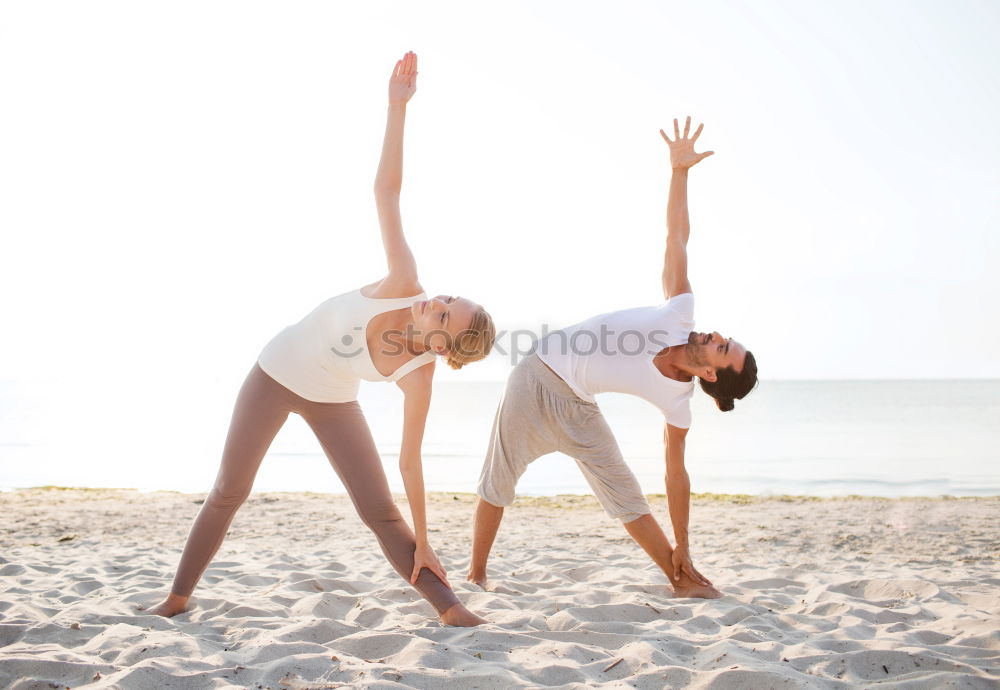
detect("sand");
top-left (0, 488), bottom-right (998, 689)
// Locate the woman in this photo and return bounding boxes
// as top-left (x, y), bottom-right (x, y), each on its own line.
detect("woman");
top-left (149, 52), bottom-right (495, 627)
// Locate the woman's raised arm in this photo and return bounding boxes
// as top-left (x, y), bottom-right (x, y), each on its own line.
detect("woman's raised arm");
top-left (373, 52), bottom-right (420, 286)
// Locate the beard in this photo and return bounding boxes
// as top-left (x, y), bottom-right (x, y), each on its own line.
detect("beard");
top-left (685, 332), bottom-right (709, 367)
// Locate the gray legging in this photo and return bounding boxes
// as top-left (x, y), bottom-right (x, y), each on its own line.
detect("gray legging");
top-left (169, 362), bottom-right (460, 614)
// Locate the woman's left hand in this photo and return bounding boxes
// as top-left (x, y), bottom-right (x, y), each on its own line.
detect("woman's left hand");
top-left (389, 51), bottom-right (418, 106)
top-left (411, 541), bottom-right (449, 586)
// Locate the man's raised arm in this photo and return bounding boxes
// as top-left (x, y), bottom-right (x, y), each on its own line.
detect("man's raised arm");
top-left (659, 116), bottom-right (714, 300)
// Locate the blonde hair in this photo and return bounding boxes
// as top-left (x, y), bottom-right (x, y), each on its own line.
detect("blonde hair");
top-left (445, 306), bottom-right (496, 370)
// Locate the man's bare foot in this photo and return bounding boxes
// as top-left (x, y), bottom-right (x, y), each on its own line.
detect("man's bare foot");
top-left (672, 582), bottom-right (722, 599)
top-left (669, 569), bottom-right (722, 600)
top-left (439, 603), bottom-right (487, 627)
top-left (147, 593), bottom-right (190, 617)
top-left (466, 571), bottom-right (488, 589)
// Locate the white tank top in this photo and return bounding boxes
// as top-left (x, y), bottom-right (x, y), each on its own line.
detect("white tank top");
top-left (535, 293), bottom-right (697, 428)
top-left (256, 288), bottom-right (436, 403)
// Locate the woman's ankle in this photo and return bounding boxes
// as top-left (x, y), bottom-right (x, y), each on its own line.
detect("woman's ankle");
top-left (439, 603), bottom-right (487, 627)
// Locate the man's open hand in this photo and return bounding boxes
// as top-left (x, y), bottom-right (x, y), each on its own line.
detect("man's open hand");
top-left (660, 116), bottom-right (714, 170)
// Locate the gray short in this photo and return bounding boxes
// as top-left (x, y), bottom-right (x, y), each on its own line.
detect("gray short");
top-left (476, 353), bottom-right (651, 523)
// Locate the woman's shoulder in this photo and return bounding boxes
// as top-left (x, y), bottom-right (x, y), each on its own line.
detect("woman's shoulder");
top-left (360, 275), bottom-right (424, 300)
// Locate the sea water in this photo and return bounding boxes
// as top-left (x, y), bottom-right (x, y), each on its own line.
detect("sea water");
top-left (1, 377), bottom-right (997, 497)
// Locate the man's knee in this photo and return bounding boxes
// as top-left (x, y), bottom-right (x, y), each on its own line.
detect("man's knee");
top-left (620, 510), bottom-right (653, 525)
top-left (477, 495), bottom-right (505, 510)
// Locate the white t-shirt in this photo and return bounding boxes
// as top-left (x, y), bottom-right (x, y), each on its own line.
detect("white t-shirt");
top-left (535, 293), bottom-right (696, 428)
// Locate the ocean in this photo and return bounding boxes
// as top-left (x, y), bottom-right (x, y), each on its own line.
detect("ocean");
top-left (1, 377), bottom-right (997, 497)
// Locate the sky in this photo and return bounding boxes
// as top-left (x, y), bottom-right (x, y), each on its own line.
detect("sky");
top-left (2, 0), bottom-right (998, 392)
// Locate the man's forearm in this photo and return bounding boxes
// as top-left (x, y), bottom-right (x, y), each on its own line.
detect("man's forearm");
top-left (667, 167), bottom-right (690, 246)
top-left (665, 470), bottom-right (692, 547)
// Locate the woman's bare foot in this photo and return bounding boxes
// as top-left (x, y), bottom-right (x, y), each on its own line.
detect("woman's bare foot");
top-left (439, 603), bottom-right (487, 627)
top-left (466, 571), bottom-right (488, 589)
top-left (147, 593), bottom-right (190, 617)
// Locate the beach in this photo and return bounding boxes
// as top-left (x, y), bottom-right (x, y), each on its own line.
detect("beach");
top-left (1, 488), bottom-right (998, 688)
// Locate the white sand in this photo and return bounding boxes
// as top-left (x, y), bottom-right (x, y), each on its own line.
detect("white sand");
top-left (0, 488), bottom-right (998, 689)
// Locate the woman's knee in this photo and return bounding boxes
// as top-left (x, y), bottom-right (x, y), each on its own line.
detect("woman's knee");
top-left (357, 500), bottom-right (404, 532)
top-left (206, 483), bottom-right (252, 510)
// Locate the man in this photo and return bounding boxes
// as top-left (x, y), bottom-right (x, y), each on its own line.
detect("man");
top-left (467, 117), bottom-right (758, 598)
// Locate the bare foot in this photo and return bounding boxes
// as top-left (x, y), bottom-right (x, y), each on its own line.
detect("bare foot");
top-left (466, 571), bottom-right (489, 589)
top-left (146, 593), bottom-right (190, 617)
top-left (439, 603), bottom-right (487, 627)
top-left (671, 583), bottom-right (722, 599)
